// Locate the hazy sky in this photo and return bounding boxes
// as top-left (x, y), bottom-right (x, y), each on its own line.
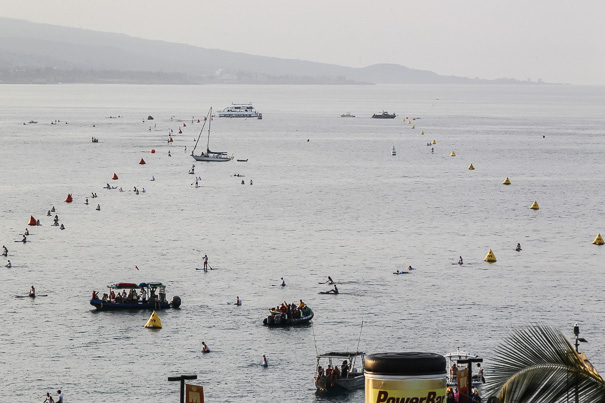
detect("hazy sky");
top-left (3, 0), bottom-right (605, 85)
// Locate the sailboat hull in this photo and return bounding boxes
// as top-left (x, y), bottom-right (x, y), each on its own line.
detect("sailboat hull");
top-left (192, 155), bottom-right (233, 162)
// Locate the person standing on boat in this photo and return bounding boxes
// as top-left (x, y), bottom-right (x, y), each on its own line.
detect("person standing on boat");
top-left (477, 363), bottom-right (485, 383)
top-left (203, 254), bottom-right (208, 270)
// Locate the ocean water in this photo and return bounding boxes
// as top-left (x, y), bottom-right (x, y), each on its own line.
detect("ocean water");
top-left (1, 83), bottom-right (605, 402)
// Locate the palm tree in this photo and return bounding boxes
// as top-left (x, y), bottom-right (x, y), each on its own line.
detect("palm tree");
top-left (485, 324), bottom-right (605, 402)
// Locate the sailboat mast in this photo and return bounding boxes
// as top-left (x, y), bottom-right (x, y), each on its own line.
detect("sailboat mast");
top-left (206, 107), bottom-right (212, 153)
top-left (192, 108), bottom-right (211, 155)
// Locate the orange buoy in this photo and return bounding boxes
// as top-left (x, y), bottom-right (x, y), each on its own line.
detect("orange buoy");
top-left (65, 194), bottom-right (73, 203)
top-left (197, 119), bottom-right (200, 123)
top-left (28, 215), bottom-right (37, 226)
top-left (112, 173), bottom-right (118, 180)
top-left (151, 149), bottom-right (156, 153)
top-left (139, 158), bottom-right (146, 165)
top-left (183, 123), bottom-right (186, 127)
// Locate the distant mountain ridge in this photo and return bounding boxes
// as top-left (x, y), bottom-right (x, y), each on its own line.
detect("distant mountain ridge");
top-left (0, 17), bottom-right (533, 85)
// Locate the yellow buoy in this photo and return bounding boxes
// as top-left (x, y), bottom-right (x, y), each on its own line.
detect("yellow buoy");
top-left (432, 140), bottom-right (436, 145)
top-left (412, 125), bottom-right (415, 129)
top-left (144, 310), bottom-right (162, 329)
top-left (408, 121), bottom-right (411, 124)
top-left (450, 151), bottom-right (456, 157)
top-left (503, 177), bottom-right (511, 185)
top-left (420, 131), bottom-right (424, 135)
top-left (530, 201), bottom-right (540, 210)
top-left (484, 249), bottom-right (497, 262)
top-left (593, 233), bottom-right (604, 245)
top-left (468, 163), bottom-right (475, 170)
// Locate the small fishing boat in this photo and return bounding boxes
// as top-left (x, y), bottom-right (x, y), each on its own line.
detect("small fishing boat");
top-left (341, 112), bottom-right (355, 118)
top-left (372, 111), bottom-right (396, 119)
top-left (445, 348), bottom-right (484, 392)
top-left (391, 146), bottom-right (396, 156)
top-left (90, 282), bottom-right (181, 311)
top-left (263, 304), bottom-right (313, 326)
top-left (191, 108), bottom-right (233, 162)
top-left (314, 352), bottom-right (365, 392)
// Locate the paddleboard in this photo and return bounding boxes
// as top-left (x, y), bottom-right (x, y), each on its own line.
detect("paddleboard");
top-left (319, 291), bottom-right (338, 295)
top-left (15, 295), bottom-right (47, 298)
top-left (393, 272), bottom-right (409, 275)
top-left (196, 268), bottom-right (208, 271)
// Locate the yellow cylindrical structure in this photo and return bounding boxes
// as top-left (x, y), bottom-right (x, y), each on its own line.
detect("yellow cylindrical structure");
top-left (365, 353), bottom-right (446, 403)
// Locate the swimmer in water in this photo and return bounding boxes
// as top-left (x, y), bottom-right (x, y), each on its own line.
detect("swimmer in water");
top-left (96, 204), bottom-right (101, 211)
top-left (516, 243), bottom-right (522, 251)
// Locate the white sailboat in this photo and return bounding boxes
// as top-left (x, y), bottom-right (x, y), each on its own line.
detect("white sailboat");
top-left (191, 108), bottom-right (233, 162)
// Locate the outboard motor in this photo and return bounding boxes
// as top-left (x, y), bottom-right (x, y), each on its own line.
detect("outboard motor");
top-left (171, 296), bottom-right (181, 308)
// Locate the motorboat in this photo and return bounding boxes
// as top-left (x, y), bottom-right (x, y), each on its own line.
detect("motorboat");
top-left (314, 352), bottom-right (365, 392)
top-left (263, 304), bottom-right (313, 326)
top-left (341, 112), bottom-right (355, 118)
top-left (191, 108), bottom-right (234, 162)
top-left (218, 103), bottom-right (262, 119)
top-left (90, 282), bottom-right (181, 310)
top-left (372, 111), bottom-right (396, 119)
top-left (392, 146), bottom-right (396, 156)
top-left (445, 348), bottom-right (484, 392)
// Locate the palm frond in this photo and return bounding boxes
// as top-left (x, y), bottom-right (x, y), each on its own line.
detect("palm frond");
top-left (485, 324), bottom-right (605, 402)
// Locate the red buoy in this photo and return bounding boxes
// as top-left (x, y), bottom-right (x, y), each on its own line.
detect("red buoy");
top-left (183, 123), bottom-right (186, 127)
top-left (28, 215), bottom-right (37, 226)
top-left (151, 149), bottom-right (156, 153)
top-left (139, 158), bottom-right (146, 165)
top-left (168, 137), bottom-right (173, 143)
top-left (178, 129), bottom-right (182, 134)
top-left (112, 173), bottom-right (118, 180)
top-left (65, 194), bottom-right (73, 203)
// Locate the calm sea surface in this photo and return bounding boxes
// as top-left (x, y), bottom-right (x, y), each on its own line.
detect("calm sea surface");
top-left (1, 84), bottom-right (605, 402)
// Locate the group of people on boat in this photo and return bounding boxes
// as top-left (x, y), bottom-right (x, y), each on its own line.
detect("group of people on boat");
top-left (92, 287), bottom-right (165, 305)
top-left (270, 300), bottom-right (309, 321)
top-left (316, 360), bottom-right (349, 388)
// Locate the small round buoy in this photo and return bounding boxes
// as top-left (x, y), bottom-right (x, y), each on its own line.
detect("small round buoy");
top-left (151, 149), bottom-right (156, 154)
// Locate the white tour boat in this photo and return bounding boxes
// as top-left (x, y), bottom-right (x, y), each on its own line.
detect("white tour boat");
top-left (218, 103), bottom-right (262, 119)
